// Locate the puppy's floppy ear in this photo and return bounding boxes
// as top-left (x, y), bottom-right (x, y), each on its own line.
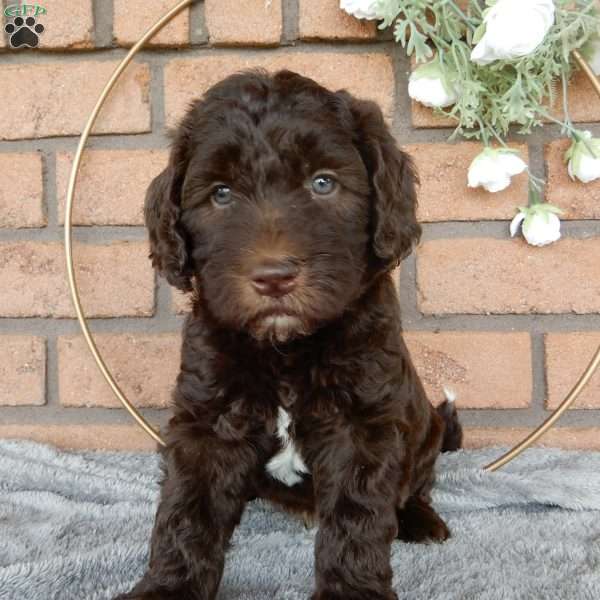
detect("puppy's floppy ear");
top-left (342, 94), bottom-right (421, 267)
top-left (145, 136), bottom-right (193, 292)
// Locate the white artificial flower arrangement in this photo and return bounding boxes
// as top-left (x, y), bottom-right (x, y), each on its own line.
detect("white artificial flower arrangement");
top-left (341, 0), bottom-right (600, 247)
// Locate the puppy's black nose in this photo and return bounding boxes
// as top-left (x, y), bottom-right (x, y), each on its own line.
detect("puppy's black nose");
top-left (251, 261), bottom-right (299, 297)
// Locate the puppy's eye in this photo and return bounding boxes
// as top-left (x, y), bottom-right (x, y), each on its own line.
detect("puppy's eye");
top-left (211, 185), bottom-right (233, 207)
top-left (311, 175), bottom-right (337, 196)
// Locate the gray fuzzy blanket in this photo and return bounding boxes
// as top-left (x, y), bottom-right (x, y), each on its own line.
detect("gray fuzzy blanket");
top-left (1, 440), bottom-right (599, 600)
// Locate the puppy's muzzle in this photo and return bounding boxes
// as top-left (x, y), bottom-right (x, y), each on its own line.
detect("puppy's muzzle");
top-left (250, 259), bottom-right (300, 298)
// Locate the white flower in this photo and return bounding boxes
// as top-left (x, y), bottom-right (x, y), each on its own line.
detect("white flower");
top-left (408, 61), bottom-right (459, 108)
top-left (467, 148), bottom-right (527, 192)
top-left (510, 204), bottom-right (562, 246)
top-left (340, 0), bottom-right (381, 20)
top-left (564, 130), bottom-right (600, 183)
top-left (471, 0), bottom-right (555, 65)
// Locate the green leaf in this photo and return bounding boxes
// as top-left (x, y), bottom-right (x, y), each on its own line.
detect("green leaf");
top-left (407, 25), bottom-right (433, 61)
top-left (393, 18), bottom-right (409, 47)
top-left (472, 23), bottom-right (486, 45)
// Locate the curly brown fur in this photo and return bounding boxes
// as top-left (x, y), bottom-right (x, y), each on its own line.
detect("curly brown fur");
top-left (114, 69), bottom-right (461, 600)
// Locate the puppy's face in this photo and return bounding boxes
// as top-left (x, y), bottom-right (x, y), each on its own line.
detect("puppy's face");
top-left (179, 98), bottom-right (372, 342)
top-left (146, 70), bottom-right (420, 343)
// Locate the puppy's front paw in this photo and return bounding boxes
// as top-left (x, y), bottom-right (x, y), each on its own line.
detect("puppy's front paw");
top-left (396, 497), bottom-right (450, 544)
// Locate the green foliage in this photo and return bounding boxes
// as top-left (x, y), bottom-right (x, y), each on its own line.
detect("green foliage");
top-left (376, 0), bottom-right (600, 143)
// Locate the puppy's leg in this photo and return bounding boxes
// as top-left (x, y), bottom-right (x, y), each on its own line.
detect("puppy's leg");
top-left (114, 422), bottom-right (268, 600)
top-left (309, 422), bottom-right (404, 600)
top-left (395, 402), bottom-right (450, 544)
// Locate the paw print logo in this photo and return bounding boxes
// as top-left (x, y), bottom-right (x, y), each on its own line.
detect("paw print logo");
top-left (5, 16), bottom-right (45, 48)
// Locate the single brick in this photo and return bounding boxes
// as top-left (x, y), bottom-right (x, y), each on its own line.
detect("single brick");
top-left (0, 152), bottom-right (45, 228)
top-left (545, 140), bottom-right (600, 220)
top-left (205, 0), bottom-right (282, 46)
top-left (164, 53), bottom-right (394, 128)
top-left (0, 424), bottom-right (158, 451)
top-left (404, 331), bottom-right (532, 409)
top-left (299, 0), bottom-right (377, 40)
top-left (31, 1), bottom-right (94, 49)
top-left (465, 428), bottom-right (600, 451)
top-left (56, 149), bottom-right (168, 226)
top-left (404, 142), bottom-right (529, 222)
top-left (58, 333), bottom-right (180, 408)
top-left (0, 61), bottom-right (150, 140)
top-left (0, 242), bottom-right (154, 317)
top-left (0, 336), bottom-right (46, 406)
top-left (545, 332), bottom-right (600, 409)
top-left (417, 238), bottom-right (600, 314)
top-left (113, 0), bottom-right (190, 46)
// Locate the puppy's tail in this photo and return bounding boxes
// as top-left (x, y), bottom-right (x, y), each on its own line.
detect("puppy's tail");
top-left (437, 387), bottom-right (463, 452)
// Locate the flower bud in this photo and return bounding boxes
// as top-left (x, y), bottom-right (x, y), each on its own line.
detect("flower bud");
top-left (408, 61), bottom-right (459, 108)
top-left (467, 148), bottom-right (527, 193)
top-left (565, 130), bottom-right (600, 184)
top-left (510, 204), bottom-right (562, 247)
top-left (471, 0), bottom-right (555, 65)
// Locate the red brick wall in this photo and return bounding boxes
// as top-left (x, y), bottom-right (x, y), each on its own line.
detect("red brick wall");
top-left (1, 0), bottom-right (599, 452)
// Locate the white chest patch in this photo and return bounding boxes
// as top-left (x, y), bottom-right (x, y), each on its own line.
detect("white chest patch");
top-left (266, 407), bottom-right (310, 487)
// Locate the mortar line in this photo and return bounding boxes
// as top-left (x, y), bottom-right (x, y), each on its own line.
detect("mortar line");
top-left (155, 276), bottom-right (174, 321)
top-left (45, 330), bottom-right (60, 409)
top-left (92, 0), bottom-right (114, 48)
top-left (0, 39), bottom-right (402, 68)
top-left (281, 0), bottom-right (299, 45)
top-left (1, 312), bottom-right (599, 333)
top-left (1, 404), bottom-right (599, 427)
top-left (4, 222), bottom-right (595, 244)
top-left (42, 149), bottom-right (57, 230)
top-left (150, 58), bottom-right (166, 134)
top-left (391, 42), bottom-right (413, 138)
top-left (189, 0), bottom-right (208, 46)
top-left (2, 124), bottom-right (599, 151)
top-left (2, 120), bottom-right (598, 154)
top-left (420, 221), bottom-right (600, 239)
top-left (398, 253), bottom-right (421, 328)
top-left (527, 139), bottom-right (546, 188)
top-left (530, 332), bottom-right (548, 415)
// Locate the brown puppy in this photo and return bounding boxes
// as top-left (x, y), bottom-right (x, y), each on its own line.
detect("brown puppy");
top-left (115, 69), bottom-right (462, 600)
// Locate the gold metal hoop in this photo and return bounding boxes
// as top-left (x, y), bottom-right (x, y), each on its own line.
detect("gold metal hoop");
top-left (65, 4), bottom-right (600, 463)
top-left (65, 0), bottom-right (194, 447)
